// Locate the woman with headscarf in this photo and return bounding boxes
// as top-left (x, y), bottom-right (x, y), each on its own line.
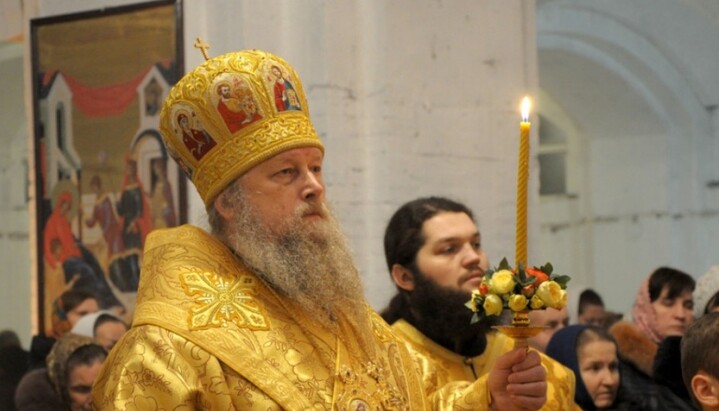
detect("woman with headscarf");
top-left (70, 310), bottom-right (128, 352)
top-left (49, 289), bottom-right (100, 339)
top-left (608, 267), bottom-right (696, 410)
top-left (547, 324), bottom-right (636, 410)
top-left (26, 289), bottom-right (101, 372)
top-left (15, 333), bottom-right (107, 411)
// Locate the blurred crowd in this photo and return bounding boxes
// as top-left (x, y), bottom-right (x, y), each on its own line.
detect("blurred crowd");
top-left (1, 289), bottom-right (127, 410)
top-left (527, 266), bottom-right (719, 410)
top-left (2, 264), bottom-right (719, 410)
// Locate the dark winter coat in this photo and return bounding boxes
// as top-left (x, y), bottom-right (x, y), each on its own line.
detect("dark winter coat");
top-left (609, 321), bottom-right (696, 411)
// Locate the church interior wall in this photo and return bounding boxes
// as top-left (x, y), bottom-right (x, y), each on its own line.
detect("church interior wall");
top-left (1, 0), bottom-right (719, 345)
top-left (0, 42), bottom-right (31, 348)
top-left (537, 0), bottom-right (719, 316)
top-left (189, 0), bottom-right (539, 308)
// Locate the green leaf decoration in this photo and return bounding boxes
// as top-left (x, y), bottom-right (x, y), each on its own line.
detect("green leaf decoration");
top-left (471, 313), bottom-right (480, 324)
top-left (541, 262), bottom-right (554, 275)
top-left (553, 275), bottom-right (571, 288)
top-left (517, 262), bottom-right (528, 282)
top-left (498, 258), bottom-right (511, 270)
top-left (520, 276), bottom-right (536, 287)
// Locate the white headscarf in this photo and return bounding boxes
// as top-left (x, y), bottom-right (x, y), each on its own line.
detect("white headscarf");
top-left (694, 266), bottom-right (719, 318)
top-left (70, 310), bottom-right (121, 337)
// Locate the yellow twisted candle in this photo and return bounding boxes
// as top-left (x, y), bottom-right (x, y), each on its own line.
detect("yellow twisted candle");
top-left (515, 97), bottom-right (531, 267)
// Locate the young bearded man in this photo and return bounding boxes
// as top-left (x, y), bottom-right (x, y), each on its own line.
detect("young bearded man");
top-left (92, 50), bottom-right (548, 410)
top-left (381, 196), bottom-right (577, 410)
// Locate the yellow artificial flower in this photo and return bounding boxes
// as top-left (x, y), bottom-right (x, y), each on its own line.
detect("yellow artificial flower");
top-left (508, 294), bottom-right (528, 312)
top-left (468, 290), bottom-right (480, 312)
top-left (530, 294), bottom-right (545, 309)
top-left (483, 294), bottom-right (503, 316)
top-left (489, 270), bottom-right (516, 294)
top-left (536, 280), bottom-right (563, 308)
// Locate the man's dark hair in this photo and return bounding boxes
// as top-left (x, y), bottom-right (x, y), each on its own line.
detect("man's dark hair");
top-left (93, 314), bottom-right (127, 336)
top-left (681, 312), bottom-right (719, 405)
top-left (648, 267), bottom-right (695, 302)
top-left (383, 196), bottom-right (474, 272)
top-left (381, 197), bottom-right (492, 356)
top-left (578, 288), bottom-right (604, 315)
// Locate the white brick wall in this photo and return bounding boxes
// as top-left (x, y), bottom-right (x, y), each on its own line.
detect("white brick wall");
top-left (1, 0), bottom-right (539, 344)
top-left (0, 46), bottom-right (31, 347)
top-left (13, 0), bottom-right (719, 342)
top-left (183, 0), bottom-right (539, 309)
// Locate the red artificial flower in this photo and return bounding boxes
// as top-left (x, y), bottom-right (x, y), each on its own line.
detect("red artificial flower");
top-left (526, 267), bottom-right (549, 286)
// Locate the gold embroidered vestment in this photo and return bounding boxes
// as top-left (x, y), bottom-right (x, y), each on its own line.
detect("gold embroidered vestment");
top-left (391, 319), bottom-right (578, 410)
top-left (93, 225), bottom-right (497, 410)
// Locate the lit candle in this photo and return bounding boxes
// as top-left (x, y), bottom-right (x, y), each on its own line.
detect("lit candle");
top-left (515, 96), bottom-right (531, 267)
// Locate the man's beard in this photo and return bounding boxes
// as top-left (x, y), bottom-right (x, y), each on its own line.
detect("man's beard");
top-left (405, 269), bottom-right (496, 357)
top-left (222, 187), bottom-right (368, 336)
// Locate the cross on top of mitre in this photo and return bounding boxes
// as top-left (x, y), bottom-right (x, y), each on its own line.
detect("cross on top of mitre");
top-left (194, 37), bottom-right (210, 61)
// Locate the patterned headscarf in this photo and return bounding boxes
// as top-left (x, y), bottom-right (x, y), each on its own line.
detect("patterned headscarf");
top-left (46, 333), bottom-right (95, 399)
top-left (631, 276), bottom-right (663, 344)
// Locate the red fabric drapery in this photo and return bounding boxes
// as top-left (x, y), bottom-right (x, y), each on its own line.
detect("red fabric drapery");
top-left (63, 68), bottom-right (151, 117)
top-left (42, 61), bottom-right (172, 118)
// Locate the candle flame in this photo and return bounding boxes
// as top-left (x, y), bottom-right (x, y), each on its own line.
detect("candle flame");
top-left (521, 96), bottom-right (531, 122)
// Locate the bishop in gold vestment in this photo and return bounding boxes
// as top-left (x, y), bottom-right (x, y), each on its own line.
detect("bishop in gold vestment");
top-left (95, 224), bottom-right (499, 409)
top-left (93, 49), bottom-right (549, 410)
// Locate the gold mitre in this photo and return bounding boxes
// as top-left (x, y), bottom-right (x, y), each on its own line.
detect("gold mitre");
top-left (159, 49), bottom-right (323, 207)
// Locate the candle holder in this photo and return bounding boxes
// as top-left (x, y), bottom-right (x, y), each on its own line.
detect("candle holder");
top-left (466, 258), bottom-right (570, 349)
top-left (471, 97), bottom-right (566, 348)
top-left (492, 310), bottom-right (545, 350)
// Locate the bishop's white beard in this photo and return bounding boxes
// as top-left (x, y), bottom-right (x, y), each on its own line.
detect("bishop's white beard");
top-left (222, 186), bottom-right (369, 336)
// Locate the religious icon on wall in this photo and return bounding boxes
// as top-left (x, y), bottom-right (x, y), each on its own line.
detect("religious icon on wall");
top-left (30, 0), bottom-right (185, 337)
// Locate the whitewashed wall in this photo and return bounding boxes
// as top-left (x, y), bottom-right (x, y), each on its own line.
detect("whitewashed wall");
top-left (2, 0), bottom-right (537, 346)
top-left (0, 41), bottom-right (31, 348)
top-left (6, 0), bottom-right (719, 347)
top-left (182, 0), bottom-right (539, 308)
top-left (536, 0), bottom-right (719, 316)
